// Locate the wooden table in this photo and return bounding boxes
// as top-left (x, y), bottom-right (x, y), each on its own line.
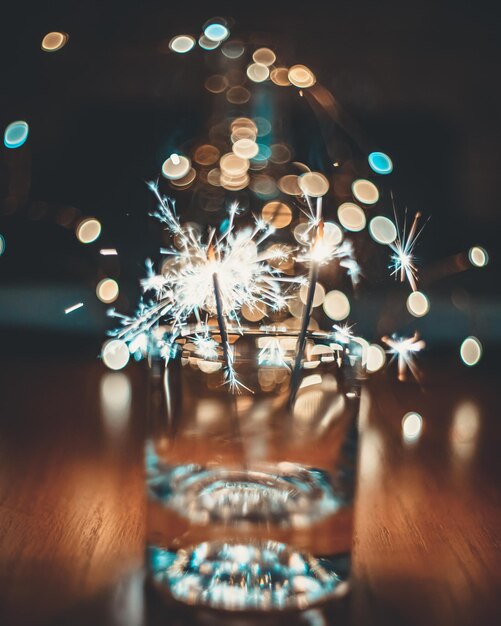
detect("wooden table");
top-left (0, 354), bottom-right (499, 625)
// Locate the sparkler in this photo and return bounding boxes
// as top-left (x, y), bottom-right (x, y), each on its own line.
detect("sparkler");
top-left (289, 199), bottom-right (327, 406)
top-left (382, 332), bottom-right (426, 381)
top-left (389, 208), bottom-right (426, 292)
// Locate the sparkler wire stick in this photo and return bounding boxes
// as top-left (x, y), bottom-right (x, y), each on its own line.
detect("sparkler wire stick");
top-left (289, 216), bottom-right (324, 408)
top-left (212, 271), bottom-right (230, 367)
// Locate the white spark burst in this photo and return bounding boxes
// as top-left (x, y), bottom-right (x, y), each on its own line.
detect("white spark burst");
top-left (382, 332), bottom-right (426, 381)
top-left (389, 208), bottom-right (426, 292)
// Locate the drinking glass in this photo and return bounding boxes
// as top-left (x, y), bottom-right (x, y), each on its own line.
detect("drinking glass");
top-left (145, 324), bottom-right (365, 613)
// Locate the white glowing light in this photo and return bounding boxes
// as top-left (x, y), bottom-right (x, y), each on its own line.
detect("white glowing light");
top-left (468, 246), bottom-right (488, 267)
top-left (246, 63), bottom-right (269, 83)
top-left (389, 210), bottom-right (425, 292)
top-left (109, 185), bottom-right (303, 391)
top-left (100, 248), bottom-right (118, 255)
top-left (169, 35), bottom-right (195, 54)
top-left (162, 154), bottom-right (190, 180)
top-left (460, 336), bottom-right (482, 366)
top-left (41, 32), bottom-right (68, 52)
top-left (64, 302), bottom-right (84, 314)
top-left (450, 401), bottom-right (481, 460)
top-left (337, 202), bottom-right (366, 232)
top-left (352, 179), bottom-right (379, 205)
top-left (102, 339), bottom-right (130, 370)
top-left (402, 412), bottom-right (423, 442)
top-left (406, 291), bottom-right (430, 317)
top-left (97, 278), bottom-right (119, 303)
top-left (299, 282), bottom-right (325, 308)
top-left (366, 344), bottom-right (386, 372)
top-left (323, 290), bottom-right (350, 320)
top-left (369, 216), bottom-right (397, 244)
top-left (76, 218), bottom-right (101, 244)
top-left (382, 332), bottom-right (425, 381)
top-left (100, 372), bottom-right (131, 435)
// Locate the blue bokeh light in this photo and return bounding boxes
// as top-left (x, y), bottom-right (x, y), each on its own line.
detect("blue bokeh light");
top-left (368, 151), bottom-right (393, 175)
top-left (4, 121), bottom-right (29, 149)
top-left (204, 23), bottom-right (229, 43)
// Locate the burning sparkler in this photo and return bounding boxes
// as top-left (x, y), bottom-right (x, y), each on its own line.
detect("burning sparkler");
top-left (382, 332), bottom-right (426, 381)
top-left (389, 207), bottom-right (426, 292)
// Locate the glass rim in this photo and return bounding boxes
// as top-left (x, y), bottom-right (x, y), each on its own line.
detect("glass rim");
top-left (149, 323), bottom-right (368, 370)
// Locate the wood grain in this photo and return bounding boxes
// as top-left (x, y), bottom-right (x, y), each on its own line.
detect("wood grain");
top-left (0, 355), bottom-right (500, 625)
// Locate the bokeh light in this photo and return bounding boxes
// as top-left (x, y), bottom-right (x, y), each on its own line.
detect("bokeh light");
top-left (468, 246), bottom-right (488, 267)
top-left (270, 67), bottom-right (291, 86)
top-left (298, 172), bottom-right (329, 197)
top-left (247, 63), bottom-right (269, 83)
top-left (366, 344), bottom-right (386, 372)
top-left (222, 41), bottom-right (244, 59)
top-left (0, 234), bottom-right (5, 256)
top-left (369, 216), bottom-right (397, 244)
top-left (198, 35), bottom-right (220, 51)
top-left (76, 217), bottom-right (101, 243)
top-left (352, 179), bottom-right (379, 205)
top-left (261, 201), bottom-right (292, 228)
top-left (169, 35), bottom-right (195, 53)
top-left (402, 412), bottom-right (423, 443)
top-left (368, 152), bottom-right (393, 175)
top-left (102, 339), bottom-right (130, 370)
top-left (205, 74), bottom-right (228, 93)
top-left (288, 65), bottom-right (316, 88)
top-left (322, 290), bottom-right (350, 320)
top-left (162, 153), bottom-right (191, 180)
top-left (226, 86), bottom-right (250, 104)
top-left (193, 144), bottom-right (220, 166)
top-left (204, 22), bottom-right (229, 43)
top-left (406, 291), bottom-right (430, 317)
top-left (96, 278), bottom-right (119, 303)
top-left (300, 283), bottom-right (325, 308)
top-left (220, 153), bottom-right (249, 177)
top-left (4, 121), bottom-right (29, 149)
top-left (279, 175), bottom-right (301, 196)
top-left (252, 48), bottom-right (276, 66)
top-left (337, 202), bottom-right (366, 231)
top-left (41, 31), bottom-right (68, 52)
top-left (460, 336), bottom-right (482, 366)
top-left (100, 372), bottom-right (131, 436)
top-left (450, 401), bottom-right (481, 461)
top-left (232, 138), bottom-right (259, 159)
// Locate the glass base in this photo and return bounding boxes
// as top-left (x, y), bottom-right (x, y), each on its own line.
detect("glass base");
top-left (147, 540), bottom-right (347, 611)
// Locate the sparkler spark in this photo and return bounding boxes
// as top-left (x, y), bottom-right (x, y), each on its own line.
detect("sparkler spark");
top-left (382, 332), bottom-right (425, 381)
top-left (389, 208), bottom-right (426, 292)
top-left (110, 183), bottom-right (305, 391)
top-left (64, 302), bottom-right (84, 314)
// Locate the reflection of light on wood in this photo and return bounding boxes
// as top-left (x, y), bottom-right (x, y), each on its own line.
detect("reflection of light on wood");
top-left (450, 401), bottom-right (481, 461)
top-left (402, 412), bottom-right (423, 444)
top-left (100, 372), bottom-right (131, 436)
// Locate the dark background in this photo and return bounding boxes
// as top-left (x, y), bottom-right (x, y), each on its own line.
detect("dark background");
top-left (1, 0), bottom-right (500, 357)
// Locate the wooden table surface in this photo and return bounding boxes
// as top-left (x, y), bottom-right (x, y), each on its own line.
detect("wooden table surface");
top-left (0, 354), bottom-right (500, 626)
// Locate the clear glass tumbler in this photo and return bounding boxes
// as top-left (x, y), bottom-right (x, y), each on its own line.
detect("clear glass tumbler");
top-left (145, 324), bottom-right (364, 613)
